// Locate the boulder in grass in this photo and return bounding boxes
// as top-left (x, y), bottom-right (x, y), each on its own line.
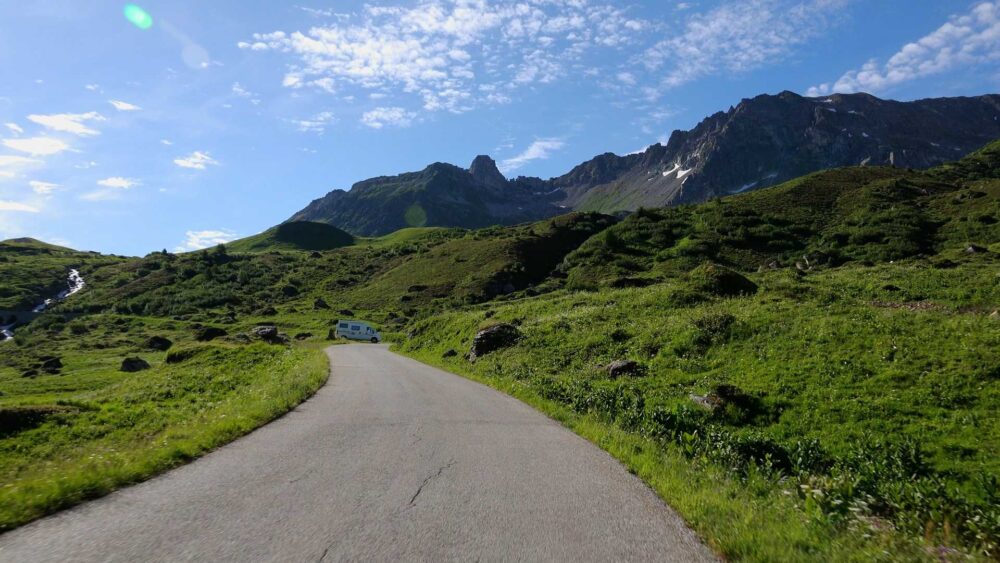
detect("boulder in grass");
top-left (120, 357), bottom-right (151, 373)
top-left (469, 324), bottom-right (520, 360)
top-left (966, 244), bottom-right (988, 254)
top-left (251, 325), bottom-right (290, 345)
top-left (39, 356), bottom-right (63, 374)
top-left (442, 349), bottom-right (458, 358)
top-left (195, 326), bottom-right (227, 342)
top-left (313, 298), bottom-right (331, 310)
top-left (607, 359), bottom-right (644, 379)
top-left (295, 332), bottom-right (313, 341)
top-left (145, 336), bottom-right (173, 351)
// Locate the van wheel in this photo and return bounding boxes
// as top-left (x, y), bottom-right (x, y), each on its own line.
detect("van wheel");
top-left (371, 337), bottom-right (379, 344)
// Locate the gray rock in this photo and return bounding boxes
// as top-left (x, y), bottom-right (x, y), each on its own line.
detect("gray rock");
top-left (469, 324), bottom-right (520, 360)
top-left (145, 336), bottom-right (173, 351)
top-left (120, 357), bottom-right (151, 373)
top-left (607, 360), bottom-right (643, 378)
top-left (195, 326), bottom-right (227, 342)
top-left (251, 325), bottom-right (289, 345)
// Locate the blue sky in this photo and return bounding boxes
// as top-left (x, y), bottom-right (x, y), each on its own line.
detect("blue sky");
top-left (0, 0), bottom-right (998, 255)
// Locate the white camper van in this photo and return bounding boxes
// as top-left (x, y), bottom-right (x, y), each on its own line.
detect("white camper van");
top-left (335, 320), bottom-right (382, 343)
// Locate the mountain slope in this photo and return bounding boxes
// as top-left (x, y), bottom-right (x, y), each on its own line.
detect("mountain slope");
top-left (560, 139), bottom-right (1000, 289)
top-left (227, 221), bottom-right (355, 253)
top-left (289, 156), bottom-right (561, 236)
top-left (571, 91), bottom-right (1000, 212)
top-left (290, 92), bottom-right (1000, 235)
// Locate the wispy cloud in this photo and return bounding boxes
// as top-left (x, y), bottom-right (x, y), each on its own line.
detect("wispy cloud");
top-left (81, 176), bottom-right (140, 201)
top-left (645, 0), bottom-right (848, 91)
top-left (500, 138), bottom-right (565, 173)
top-left (361, 107), bottom-right (415, 129)
top-left (293, 111), bottom-right (336, 133)
top-left (808, 1), bottom-right (1000, 96)
top-left (175, 229), bottom-right (238, 252)
top-left (109, 99), bottom-right (142, 111)
top-left (27, 111), bottom-right (105, 136)
top-left (29, 180), bottom-right (59, 194)
top-left (97, 176), bottom-right (139, 189)
top-left (2, 137), bottom-right (71, 156)
top-left (241, 1), bottom-right (647, 118)
top-left (231, 82), bottom-right (261, 104)
top-left (0, 200), bottom-right (40, 212)
top-left (174, 151), bottom-right (219, 170)
top-left (4, 123), bottom-right (23, 135)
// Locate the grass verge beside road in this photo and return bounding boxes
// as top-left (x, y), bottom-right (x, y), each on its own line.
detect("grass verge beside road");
top-left (0, 343), bottom-right (327, 531)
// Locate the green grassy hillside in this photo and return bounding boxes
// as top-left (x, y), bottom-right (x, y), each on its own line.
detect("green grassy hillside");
top-left (1, 141), bottom-right (998, 558)
top-left (0, 238), bottom-right (119, 310)
top-left (225, 221), bottom-right (355, 253)
top-left (560, 140), bottom-right (1000, 290)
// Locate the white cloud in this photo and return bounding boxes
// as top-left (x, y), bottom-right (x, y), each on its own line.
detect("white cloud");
top-left (500, 138), bottom-right (565, 172)
top-left (293, 111), bottom-right (337, 133)
top-left (0, 200), bottom-right (39, 213)
top-left (85, 84), bottom-right (101, 91)
top-left (27, 111), bottom-right (105, 136)
top-left (160, 139), bottom-right (173, 146)
top-left (4, 123), bottom-right (23, 135)
top-left (175, 229), bottom-right (238, 252)
top-left (361, 106), bottom-right (415, 129)
top-left (0, 155), bottom-right (43, 181)
top-left (97, 176), bottom-right (139, 189)
top-left (241, 1), bottom-right (649, 116)
top-left (109, 99), bottom-right (142, 111)
top-left (174, 151), bottom-right (220, 170)
top-left (29, 180), bottom-right (58, 194)
top-left (81, 177), bottom-right (140, 201)
top-left (807, 2), bottom-right (1000, 96)
top-left (231, 82), bottom-right (262, 104)
top-left (2, 137), bottom-right (71, 156)
top-left (645, 0), bottom-right (848, 91)
top-left (0, 155), bottom-right (42, 168)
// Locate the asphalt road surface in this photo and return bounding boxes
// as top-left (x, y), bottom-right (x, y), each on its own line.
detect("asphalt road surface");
top-left (0, 344), bottom-right (715, 562)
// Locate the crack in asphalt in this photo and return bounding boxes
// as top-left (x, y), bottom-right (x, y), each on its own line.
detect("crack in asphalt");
top-left (408, 459), bottom-right (456, 507)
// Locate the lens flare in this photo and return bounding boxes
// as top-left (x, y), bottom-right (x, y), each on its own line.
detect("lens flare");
top-left (123, 4), bottom-right (153, 30)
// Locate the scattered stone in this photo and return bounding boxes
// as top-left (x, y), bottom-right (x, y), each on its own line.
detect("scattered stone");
top-left (120, 357), bottom-right (151, 372)
top-left (21, 369), bottom-right (39, 378)
top-left (145, 335), bottom-right (173, 351)
top-left (195, 326), bottom-right (227, 342)
top-left (257, 306), bottom-right (278, 316)
top-left (339, 309), bottom-right (354, 317)
top-left (407, 285), bottom-right (428, 293)
top-left (230, 333), bottom-right (252, 344)
top-left (965, 244), bottom-right (988, 254)
top-left (313, 298), bottom-right (330, 310)
top-left (40, 356), bottom-right (62, 374)
top-left (442, 349), bottom-right (458, 358)
top-left (251, 325), bottom-right (289, 345)
top-left (295, 332), bottom-right (313, 341)
top-left (309, 251), bottom-right (323, 259)
top-left (469, 323), bottom-right (520, 360)
top-left (607, 359), bottom-right (644, 378)
top-left (326, 328), bottom-right (337, 340)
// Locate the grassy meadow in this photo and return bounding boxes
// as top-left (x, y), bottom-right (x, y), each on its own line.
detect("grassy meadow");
top-left (0, 141), bottom-right (998, 559)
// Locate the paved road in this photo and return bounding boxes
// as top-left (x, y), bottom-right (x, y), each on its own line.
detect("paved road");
top-left (0, 344), bottom-right (714, 562)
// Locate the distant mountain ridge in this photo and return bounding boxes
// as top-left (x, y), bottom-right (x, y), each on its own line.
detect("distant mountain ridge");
top-left (290, 91), bottom-right (1000, 235)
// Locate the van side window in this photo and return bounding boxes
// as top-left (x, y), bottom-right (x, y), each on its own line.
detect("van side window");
top-left (339, 323), bottom-right (348, 328)
top-left (351, 325), bottom-right (361, 331)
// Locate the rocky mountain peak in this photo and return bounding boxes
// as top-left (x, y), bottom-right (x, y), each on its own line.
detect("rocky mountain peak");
top-left (469, 155), bottom-right (507, 190)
